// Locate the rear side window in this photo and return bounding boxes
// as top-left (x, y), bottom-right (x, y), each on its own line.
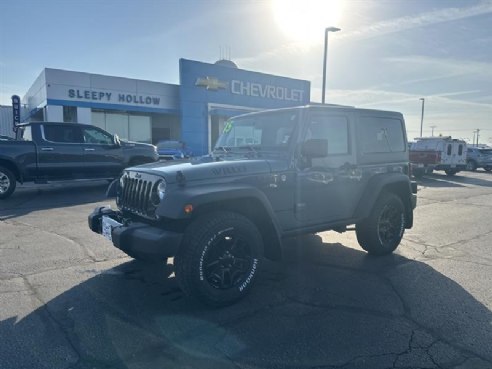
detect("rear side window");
top-left (447, 144), bottom-right (452, 155)
top-left (43, 125), bottom-right (83, 143)
top-left (458, 145), bottom-right (463, 156)
top-left (358, 117), bottom-right (405, 153)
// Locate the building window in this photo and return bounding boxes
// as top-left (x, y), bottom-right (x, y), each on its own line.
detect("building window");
top-left (91, 110), bottom-right (152, 143)
top-left (63, 106), bottom-right (78, 123)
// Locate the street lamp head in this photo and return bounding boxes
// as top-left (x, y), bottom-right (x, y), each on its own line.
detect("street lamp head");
top-left (326, 27), bottom-right (341, 33)
top-left (420, 97), bottom-right (425, 101)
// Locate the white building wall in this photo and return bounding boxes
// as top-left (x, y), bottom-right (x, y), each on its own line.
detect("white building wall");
top-left (22, 70), bottom-right (47, 113)
top-left (45, 105), bottom-right (63, 122)
top-left (77, 107), bottom-right (91, 124)
top-left (44, 68), bottom-right (179, 111)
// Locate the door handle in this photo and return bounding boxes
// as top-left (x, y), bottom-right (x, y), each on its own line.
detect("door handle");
top-left (308, 172), bottom-right (334, 184)
top-left (84, 148), bottom-right (95, 151)
top-left (41, 147), bottom-right (54, 151)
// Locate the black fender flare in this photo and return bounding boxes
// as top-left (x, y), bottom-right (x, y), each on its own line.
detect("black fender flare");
top-left (355, 173), bottom-right (414, 228)
top-left (158, 184), bottom-right (284, 260)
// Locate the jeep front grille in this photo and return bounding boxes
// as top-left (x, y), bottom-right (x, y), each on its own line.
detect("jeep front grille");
top-left (118, 173), bottom-right (160, 219)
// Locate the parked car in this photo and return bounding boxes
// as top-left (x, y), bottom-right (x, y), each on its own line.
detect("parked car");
top-left (0, 122), bottom-right (158, 199)
top-left (466, 147), bottom-right (492, 171)
top-left (156, 140), bottom-right (192, 160)
top-left (410, 137), bottom-right (467, 177)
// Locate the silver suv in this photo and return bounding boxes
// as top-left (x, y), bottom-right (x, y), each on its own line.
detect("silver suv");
top-left (466, 147), bottom-right (492, 172)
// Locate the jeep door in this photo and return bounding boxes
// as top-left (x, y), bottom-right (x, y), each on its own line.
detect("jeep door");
top-left (295, 112), bottom-right (363, 224)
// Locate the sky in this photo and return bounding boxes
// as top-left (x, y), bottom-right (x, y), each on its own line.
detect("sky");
top-left (1, 0), bottom-right (491, 143)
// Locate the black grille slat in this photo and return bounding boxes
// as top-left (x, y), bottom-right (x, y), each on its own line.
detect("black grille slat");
top-left (142, 181), bottom-right (151, 212)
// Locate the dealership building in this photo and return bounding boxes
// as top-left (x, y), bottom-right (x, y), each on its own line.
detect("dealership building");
top-left (17, 58), bottom-right (310, 155)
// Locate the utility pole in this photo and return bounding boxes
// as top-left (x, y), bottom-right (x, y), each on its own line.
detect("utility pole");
top-left (476, 129), bottom-right (480, 146)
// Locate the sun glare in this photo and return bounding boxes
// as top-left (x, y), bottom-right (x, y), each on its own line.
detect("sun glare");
top-left (272, 0), bottom-right (343, 44)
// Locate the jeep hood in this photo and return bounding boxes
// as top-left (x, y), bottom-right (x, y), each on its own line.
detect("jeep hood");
top-left (132, 156), bottom-right (279, 183)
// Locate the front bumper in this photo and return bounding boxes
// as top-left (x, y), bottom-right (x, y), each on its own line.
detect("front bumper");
top-left (88, 206), bottom-right (182, 258)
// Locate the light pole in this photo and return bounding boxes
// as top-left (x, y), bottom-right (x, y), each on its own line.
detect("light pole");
top-left (322, 27), bottom-right (341, 104)
top-left (430, 125), bottom-right (436, 137)
top-left (419, 98), bottom-right (425, 137)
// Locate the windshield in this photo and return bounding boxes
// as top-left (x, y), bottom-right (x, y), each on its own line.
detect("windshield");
top-left (214, 110), bottom-right (299, 152)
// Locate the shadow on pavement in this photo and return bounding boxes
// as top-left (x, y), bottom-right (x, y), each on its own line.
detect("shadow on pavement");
top-left (1, 235), bottom-right (491, 369)
top-left (0, 180), bottom-right (109, 220)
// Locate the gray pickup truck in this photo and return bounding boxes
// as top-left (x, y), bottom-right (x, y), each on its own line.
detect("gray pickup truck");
top-left (0, 122), bottom-right (158, 199)
top-left (89, 105), bottom-right (417, 306)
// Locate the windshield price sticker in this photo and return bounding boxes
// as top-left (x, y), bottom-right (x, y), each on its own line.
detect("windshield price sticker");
top-left (223, 121), bottom-right (233, 134)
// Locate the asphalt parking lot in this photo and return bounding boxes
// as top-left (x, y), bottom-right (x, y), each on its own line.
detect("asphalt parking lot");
top-left (1, 172), bottom-right (491, 369)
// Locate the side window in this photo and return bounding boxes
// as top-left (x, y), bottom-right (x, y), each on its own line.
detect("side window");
top-left (447, 144), bottom-right (452, 155)
top-left (458, 145), bottom-right (463, 156)
top-left (43, 125), bottom-right (83, 143)
top-left (305, 115), bottom-right (349, 155)
top-left (82, 127), bottom-right (114, 145)
top-left (358, 117), bottom-right (405, 153)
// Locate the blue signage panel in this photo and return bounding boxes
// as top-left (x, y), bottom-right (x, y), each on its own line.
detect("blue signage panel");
top-left (179, 59), bottom-right (310, 155)
top-left (11, 95), bottom-right (21, 131)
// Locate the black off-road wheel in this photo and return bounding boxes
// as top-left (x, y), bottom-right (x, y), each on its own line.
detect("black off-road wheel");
top-left (356, 193), bottom-right (405, 256)
top-left (0, 166), bottom-right (16, 200)
top-left (484, 166), bottom-right (492, 172)
top-left (445, 169), bottom-right (457, 176)
top-left (175, 211), bottom-right (262, 306)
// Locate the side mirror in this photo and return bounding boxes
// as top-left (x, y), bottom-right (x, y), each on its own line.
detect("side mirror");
top-left (113, 134), bottom-right (121, 147)
top-left (301, 139), bottom-right (328, 158)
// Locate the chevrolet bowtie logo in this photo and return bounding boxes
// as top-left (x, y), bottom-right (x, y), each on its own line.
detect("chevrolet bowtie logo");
top-left (195, 76), bottom-right (228, 91)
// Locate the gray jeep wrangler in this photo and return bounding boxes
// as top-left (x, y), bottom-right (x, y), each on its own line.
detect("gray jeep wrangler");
top-left (88, 105), bottom-right (417, 306)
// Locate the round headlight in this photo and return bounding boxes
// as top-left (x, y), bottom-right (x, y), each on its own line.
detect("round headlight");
top-left (157, 180), bottom-right (167, 200)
